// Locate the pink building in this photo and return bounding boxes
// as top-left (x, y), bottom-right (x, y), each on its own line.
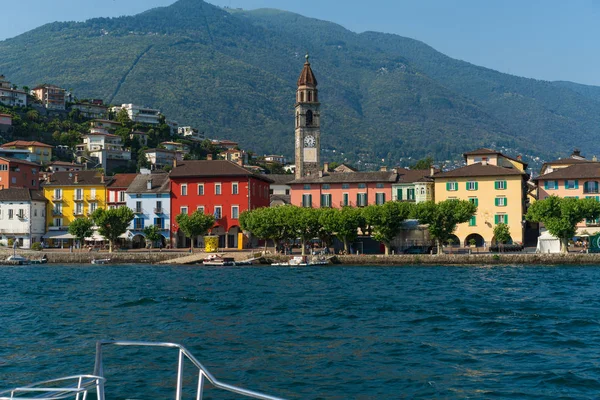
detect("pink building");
top-left (533, 162), bottom-right (600, 231)
top-left (289, 169), bottom-right (398, 208)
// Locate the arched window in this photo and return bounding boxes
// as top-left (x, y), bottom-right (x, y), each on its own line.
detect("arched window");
top-left (300, 92), bottom-right (304, 102)
top-left (306, 110), bottom-right (313, 126)
top-left (308, 91), bottom-right (312, 102)
top-left (585, 181), bottom-right (599, 194)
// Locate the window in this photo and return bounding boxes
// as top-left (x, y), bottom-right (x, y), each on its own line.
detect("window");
top-left (89, 203), bottom-right (97, 214)
top-left (321, 194), bottom-right (332, 208)
top-left (357, 193), bottom-right (368, 207)
top-left (468, 197), bottom-right (478, 206)
top-left (584, 181), bottom-right (599, 194)
top-left (197, 206), bottom-right (205, 213)
top-left (342, 184), bottom-right (350, 189)
top-left (136, 201), bottom-right (142, 213)
top-left (358, 183), bottom-right (366, 189)
top-left (215, 183), bottom-right (222, 195)
top-left (54, 189), bottom-right (62, 200)
top-left (8, 209), bottom-right (13, 219)
top-left (232, 182), bottom-right (239, 194)
top-left (495, 214), bottom-right (508, 224)
top-left (134, 218), bottom-right (144, 230)
top-left (544, 180), bottom-right (559, 190)
top-left (407, 189), bottom-right (415, 201)
top-left (302, 194), bottom-right (313, 208)
top-left (495, 180), bottom-right (507, 190)
top-left (32, 180), bottom-right (36, 187)
top-left (469, 216), bottom-right (476, 226)
top-left (322, 184), bottom-right (330, 190)
top-left (54, 218), bottom-right (62, 227)
top-left (466, 181), bottom-right (478, 191)
top-left (232, 205), bottom-right (239, 219)
top-left (375, 193), bottom-right (386, 205)
top-left (34, 209), bottom-right (37, 217)
top-left (214, 206), bottom-right (222, 219)
top-left (75, 188), bottom-right (83, 201)
top-left (495, 197), bottom-right (507, 207)
top-left (376, 183), bottom-right (384, 189)
top-left (303, 184), bottom-right (311, 190)
top-left (75, 203), bottom-right (83, 215)
top-left (0, 165), bottom-right (6, 171)
top-left (11, 177), bottom-right (15, 184)
top-left (180, 206), bottom-right (188, 215)
top-left (90, 188), bottom-right (96, 200)
top-left (396, 188), bottom-right (403, 201)
top-left (119, 191), bottom-right (126, 202)
top-left (342, 193), bottom-right (349, 206)
top-left (154, 218), bottom-right (164, 229)
top-left (198, 184), bottom-right (204, 195)
top-left (446, 182), bottom-right (458, 191)
top-left (565, 180), bottom-right (579, 190)
top-left (156, 201), bottom-right (162, 213)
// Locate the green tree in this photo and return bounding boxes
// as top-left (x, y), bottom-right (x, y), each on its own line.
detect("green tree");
top-left (175, 211), bottom-right (215, 252)
top-left (319, 206), bottom-right (363, 254)
top-left (290, 207), bottom-right (322, 255)
top-left (493, 223), bottom-right (511, 252)
top-left (410, 156), bottom-right (434, 170)
top-left (362, 202), bottom-right (413, 255)
top-left (414, 200), bottom-right (477, 255)
top-left (68, 217), bottom-right (94, 250)
top-left (240, 206), bottom-right (294, 251)
top-left (526, 196), bottom-right (600, 253)
top-left (143, 224), bottom-right (163, 248)
top-left (115, 108), bottom-right (133, 128)
top-left (92, 206), bottom-right (135, 253)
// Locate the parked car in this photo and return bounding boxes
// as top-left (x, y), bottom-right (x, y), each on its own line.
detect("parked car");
top-left (403, 245), bottom-right (433, 254)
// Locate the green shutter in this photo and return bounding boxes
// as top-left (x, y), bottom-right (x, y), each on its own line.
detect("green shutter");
top-left (494, 215), bottom-right (499, 224)
top-left (397, 189), bottom-right (402, 200)
top-left (494, 181), bottom-right (499, 190)
top-left (475, 182), bottom-right (479, 190)
top-left (309, 194), bottom-right (312, 208)
top-left (544, 181), bottom-right (548, 190)
top-left (357, 193), bottom-right (360, 206)
top-left (495, 198), bottom-right (499, 206)
top-left (505, 198), bottom-right (508, 206)
top-left (505, 215), bottom-right (508, 224)
top-left (446, 182), bottom-right (451, 191)
top-left (575, 180), bottom-right (580, 189)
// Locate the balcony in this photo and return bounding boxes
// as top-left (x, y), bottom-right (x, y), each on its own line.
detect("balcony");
top-left (16, 213), bottom-right (25, 220)
top-left (584, 189), bottom-right (599, 194)
top-left (134, 208), bottom-right (144, 214)
top-left (87, 195), bottom-right (99, 202)
top-left (52, 210), bottom-right (63, 216)
top-left (74, 196), bottom-right (84, 202)
top-left (339, 201), bottom-right (355, 207)
top-left (74, 210), bottom-right (85, 216)
top-left (52, 196), bottom-right (64, 202)
top-left (154, 207), bottom-right (163, 214)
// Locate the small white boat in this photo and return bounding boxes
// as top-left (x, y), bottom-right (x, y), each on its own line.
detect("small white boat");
top-left (5, 255), bottom-right (30, 265)
top-left (272, 255), bottom-right (329, 266)
top-left (203, 254), bottom-right (235, 266)
top-left (0, 340), bottom-right (286, 400)
top-left (91, 258), bottom-right (111, 265)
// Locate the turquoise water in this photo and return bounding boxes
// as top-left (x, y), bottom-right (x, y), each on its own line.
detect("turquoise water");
top-left (1, 265), bottom-right (600, 399)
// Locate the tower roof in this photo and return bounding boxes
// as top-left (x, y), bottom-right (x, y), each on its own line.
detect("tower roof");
top-left (297, 54), bottom-right (317, 87)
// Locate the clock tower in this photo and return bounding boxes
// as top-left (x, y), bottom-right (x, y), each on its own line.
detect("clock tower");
top-left (295, 54), bottom-right (321, 179)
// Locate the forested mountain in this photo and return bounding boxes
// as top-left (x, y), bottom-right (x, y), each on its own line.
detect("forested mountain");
top-left (0, 0), bottom-right (598, 166)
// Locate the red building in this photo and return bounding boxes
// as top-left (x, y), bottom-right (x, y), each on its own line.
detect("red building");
top-left (106, 173), bottom-right (137, 209)
top-left (0, 157), bottom-right (42, 190)
top-left (170, 160), bottom-right (272, 249)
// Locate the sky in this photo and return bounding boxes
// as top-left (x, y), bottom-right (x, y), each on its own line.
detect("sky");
top-left (2, 0), bottom-right (600, 85)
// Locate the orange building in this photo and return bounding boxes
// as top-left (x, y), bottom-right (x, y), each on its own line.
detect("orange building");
top-left (0, 157), bottom-right (41, 190)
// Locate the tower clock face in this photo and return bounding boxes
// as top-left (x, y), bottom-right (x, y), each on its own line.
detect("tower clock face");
top-left (304, 135), bottom-right (316, 148)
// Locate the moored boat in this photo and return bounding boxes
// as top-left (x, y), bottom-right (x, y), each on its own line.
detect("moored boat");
top-left (203, 254), bottom-right (236, 266)
top-left (91, 258), bottom-right (111, 265)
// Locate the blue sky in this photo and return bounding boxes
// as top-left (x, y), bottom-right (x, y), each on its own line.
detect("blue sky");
top-left (2, 0), bottom-right (600, 85)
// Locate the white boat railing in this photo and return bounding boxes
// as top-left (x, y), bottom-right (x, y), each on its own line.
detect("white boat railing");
top-left (1, 340), bottom-right (287, 400)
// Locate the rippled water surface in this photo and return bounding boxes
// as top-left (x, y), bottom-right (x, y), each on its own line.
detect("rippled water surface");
top-left (2, 265), bottom-right (600, 399)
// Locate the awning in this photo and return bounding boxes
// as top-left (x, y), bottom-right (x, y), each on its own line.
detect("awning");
top-left (576, 227), bottom-right (600, 236)
top-left (44, 231), bottom-right (75, 240)
top-left (85, 231), bottom-right (105, 241)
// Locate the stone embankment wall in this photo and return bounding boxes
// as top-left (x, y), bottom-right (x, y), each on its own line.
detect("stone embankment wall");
top-left (0, 249), bottom-right (188, 265)
top-left (334, 253), bottom-right (600, 265)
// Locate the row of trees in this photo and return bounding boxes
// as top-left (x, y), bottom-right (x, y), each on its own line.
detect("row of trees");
top-left (240, 200), bottom-right (478, 255)
top-left (68, 207), bottom-right (216, 252)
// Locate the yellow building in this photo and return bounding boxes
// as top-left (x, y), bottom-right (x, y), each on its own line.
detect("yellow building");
top-left (432, 148), bottom-right (528, 246)
top-left (0, 140), bottom-right (53, 165)
top-left (42, 171), bottom-right (109, 244)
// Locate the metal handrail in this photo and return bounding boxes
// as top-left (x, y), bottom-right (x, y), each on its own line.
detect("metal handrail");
top-left (0, 375), bottom-right (104, 400)
top-left (93, 340), bottom-right (286, 400)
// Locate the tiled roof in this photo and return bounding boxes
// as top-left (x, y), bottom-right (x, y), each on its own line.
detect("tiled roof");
top-left (532, 163), bottom-right (600, 181)
top-left (48, 161), bottom-right (83, 167)
top-left (270, 194), bottom-right (291, 205)
top-left (0, 157), bottom-right (41, 167)
top-left (433, 163), bottom-right (526, 178)
top-left (0, 188), bottom-right (46, 202)
top-left (126, 173), bottom-right (170, 194)
top-left (268, 174), bottom-right (295, 185)
top-left (462, 148), bottom-right (499, 156)
top-left (42, 171), bottom-right (109, 186)
top-left (297, 58), bottom-right (317, 86)
top-left (107, 173), bottom-right (138, 188)
top-left (169, 160), bottom-right (273, 183)
top-left (395, 168), bottom-right (433, 184)
top-left (1, 140), bottom-right (53, 148)
top-left (543, 158), bottom-right (592, 166)
top-left (144, 148), bottom-right (179, 154)
top-left (332, 164), bottom-right (357, 173)
top-left (291, 171), bottom-right (398, 184)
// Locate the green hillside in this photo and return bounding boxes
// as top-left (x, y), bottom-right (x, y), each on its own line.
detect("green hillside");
top-left (0, 0), bottom-right (596, 166)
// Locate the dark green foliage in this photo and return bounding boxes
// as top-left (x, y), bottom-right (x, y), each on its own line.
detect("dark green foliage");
top-left (1, 0), bottom-right (599, 163)
top-left (92, 207), bottom-right (135, 253)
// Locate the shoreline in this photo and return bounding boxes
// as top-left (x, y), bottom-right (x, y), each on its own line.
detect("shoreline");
top-left (3, 249), bottom-right (600, 266)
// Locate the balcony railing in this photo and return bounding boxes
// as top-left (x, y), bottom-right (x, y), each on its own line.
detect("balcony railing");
top-left (52, 210), bottom-right (63, 216)
top-left (134, 208), bottom-right (144, 214)
top-left (52, 196), bottom-right (64, 201)
top-left (16, 213), bottom-right (25, 220)
top-left (74, 196), bottom-right (84, 201)
top-left (74, 210), bottom-right (85, 216)
top-left (584, 188), bottom-right (599, 194)
top-left (154, 208), bottom-right (163, 214)
top-left (87, 195), bottom-right (99, 202)
top-left (339, 201), bottom-right (355, 207)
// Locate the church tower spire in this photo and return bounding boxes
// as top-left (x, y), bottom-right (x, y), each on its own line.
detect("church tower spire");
top-left (295, 53), bottom-right (321, 179)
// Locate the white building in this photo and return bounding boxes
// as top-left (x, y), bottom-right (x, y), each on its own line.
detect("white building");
top-left (178, 126), bottom-right (204, 141)
top-left (0, 189), bottom-right (46, 248)
top-left (76, 133), bottom-right (131, 172)
top-left (125, 172), bottom-right (171, 248)
top-left (0, 75), bottom-right (27, 107)
top-left (111, 104), bottom-right (161, 125)
top-left (144, 148), bottom-right (183, 170)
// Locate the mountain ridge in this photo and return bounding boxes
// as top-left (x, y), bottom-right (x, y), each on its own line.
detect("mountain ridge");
top-left (0, 0), bottom-right (598, 166)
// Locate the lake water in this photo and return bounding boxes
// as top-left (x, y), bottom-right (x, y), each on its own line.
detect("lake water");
top-left (1, 265), bottom-right (600, 399)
